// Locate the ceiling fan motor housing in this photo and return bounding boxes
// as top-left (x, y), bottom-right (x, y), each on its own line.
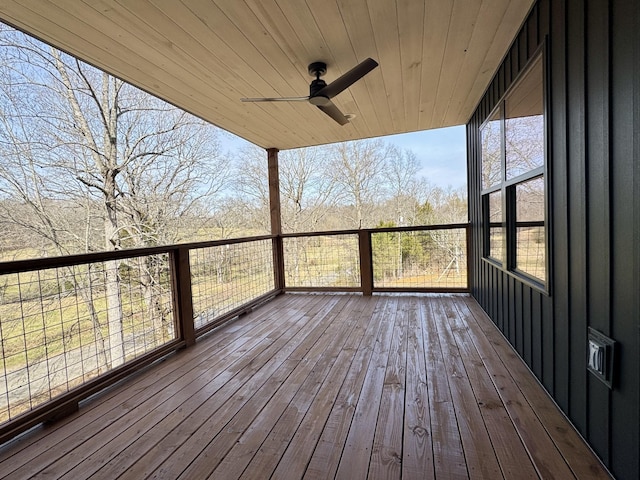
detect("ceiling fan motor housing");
top-left (309, 78), bottom-right (329, 105)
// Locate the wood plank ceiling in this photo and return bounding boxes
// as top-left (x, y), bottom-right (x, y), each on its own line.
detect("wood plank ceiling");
top-left (0, 0), bottom-right (534, 150)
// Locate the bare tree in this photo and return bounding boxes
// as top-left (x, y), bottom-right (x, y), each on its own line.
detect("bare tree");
top-left (278, 146), bottom-right (338, 233)
top-left (0, 27), bottom-right (229, 367)
top-left (384, 147), bottom-right (424, 225)
top-left (328, 139), bottom-right (391, 228)
top-left (233, 145), bottom-right (271, 234)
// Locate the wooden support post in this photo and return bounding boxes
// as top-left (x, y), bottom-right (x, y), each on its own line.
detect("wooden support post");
top-left (359, 230), bottom-right (373, 296)
top-left (267, 148), bottom-right (285, 291)
top-left (170, 247), bottom-right (195, 347)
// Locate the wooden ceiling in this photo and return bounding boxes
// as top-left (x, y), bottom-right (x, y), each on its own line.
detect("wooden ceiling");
top-left (0, 0), bottom-right (534, 150)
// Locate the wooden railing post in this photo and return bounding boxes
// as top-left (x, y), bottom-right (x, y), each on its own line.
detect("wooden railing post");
top-left (466, 223), bottom-right (473, 292)
top-left (267, 147), bottom-right (285, 291)
top-left (272, 236), bottom-right (285, 291)
top-left (359, 230), bottom-right (373, 296)
top-left (170, 247), bottom-right (195, 347)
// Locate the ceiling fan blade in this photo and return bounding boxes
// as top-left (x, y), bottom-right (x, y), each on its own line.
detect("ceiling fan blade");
top-left (316, 101), bottom-right (350, 126)
top-left (241, 96), bottom-right (309, 102)
top-left (317, 58), bottom-right (378, 99)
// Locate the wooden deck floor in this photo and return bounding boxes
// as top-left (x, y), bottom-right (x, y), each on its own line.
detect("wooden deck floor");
top-left (0, 294), bottom-right (610, 479)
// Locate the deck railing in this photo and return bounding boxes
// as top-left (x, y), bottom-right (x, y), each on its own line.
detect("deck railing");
top-left (282, 223), bottom-right (469, 294)
top-left (0, 223), bottom-right (468, 443)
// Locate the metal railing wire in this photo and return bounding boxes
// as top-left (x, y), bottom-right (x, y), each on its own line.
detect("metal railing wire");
top-left (0, 253), bottom-right (177, 424)
top-left (0, 235), bottom-right (278, 443)
top-left (371, 226), bottom-right (468, 290)
top-left (282, 233), bottom-right (361, 289)
top-left (281, 224), bottom-right (469, 293)
top-left (190, 238), bottom-right (275, 330)
top-left (0, 224), bottom-right (468, 443)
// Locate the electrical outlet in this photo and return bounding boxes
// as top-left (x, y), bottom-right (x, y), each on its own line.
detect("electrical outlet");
top-left (587, 327), bottom-right (616, 389)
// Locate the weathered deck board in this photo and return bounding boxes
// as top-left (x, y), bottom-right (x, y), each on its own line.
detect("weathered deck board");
top-left (0, 293), bottom-right (611, 479)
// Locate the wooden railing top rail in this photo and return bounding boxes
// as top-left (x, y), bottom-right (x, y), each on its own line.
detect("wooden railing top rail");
top-left (0, 234), bottom-right (276, 274)
top-left (0, 223), bottom-right (470, 275)
top-left (280, 222), bottom-right (470, 238)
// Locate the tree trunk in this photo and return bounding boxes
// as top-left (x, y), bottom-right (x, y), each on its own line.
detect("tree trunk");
top-left (75, 265), bottom-right (110, 372)
top-left (139, 256), bottom-right (169, 346)
top-left (103, 182), bottom-right (125, 367)
top-left (104, 259), bottom-right (125, 367)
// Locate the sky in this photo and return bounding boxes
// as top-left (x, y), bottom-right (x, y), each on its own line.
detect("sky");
top-left (220, 125), bottom-right (468, 191)
top-left (381, 125), bottom-right (467, 191)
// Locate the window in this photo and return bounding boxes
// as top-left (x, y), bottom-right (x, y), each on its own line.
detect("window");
top-left (486, 190), bottom-right (504, 262)
top-left (481, 108), bottom-right (502, 190)
top-left (480, 53), bottom-right (547, 288)
top-left (515, 176), bottom-right (545, 279)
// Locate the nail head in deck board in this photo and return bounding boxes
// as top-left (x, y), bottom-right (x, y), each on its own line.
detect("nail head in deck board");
top-left (462, 296), bottom-right (611, 479)
top-left (143, 296), bottom-right (350, 479)
top-left (448, 297), bottom-right (539, 479)
top-left (3, 296), bottom-right (316, 479)
top-left (368, 298), bottom-right (408, 479)
top-left (0, 294), bottom-right (301, 474)
top-left (460, 298), bottom-right (575, 479)
top-left (236, 309), bottom-right (369, 479)
top-left (108, 296), bottom-right (340, 479)
top-left (270, 297), bottom-right (379, 480)
top-left (60, 296), bottom-right (334, 480)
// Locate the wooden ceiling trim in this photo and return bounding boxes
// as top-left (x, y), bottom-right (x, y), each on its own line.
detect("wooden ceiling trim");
top-left (0, 0), bottom-right (536, 150)
top-left (269, 0), bottom-right (334, 65)
top-left (1, 0), bottom-right (281, 146)
top-left (267, 0), bottom-right (373, 142)
top-left (243, 0), bottom-right (313, 71)
top-left (0, 1), bottom-right (152, 84)
top-left (84, 2), bottom-right (263, 113)
top-left (237, 0), bottom-right (359, 145)
top-left (211, 1), bottom-right (305, 94)
top-left (337, 0), bottom-right (392, 136)
top-left (123, 1), bottom-right (259, 92)
top-left (443, 0), bottom-right (517, 126)
top-left (145, 1), bottom-right (306, 147)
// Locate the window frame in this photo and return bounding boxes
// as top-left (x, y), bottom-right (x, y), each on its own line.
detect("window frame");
top-left (479, 44), bottom-right (550, 294)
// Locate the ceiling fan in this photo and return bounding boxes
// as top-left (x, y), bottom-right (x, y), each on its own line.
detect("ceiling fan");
top-left (241, 58), bottom-right (378, 125)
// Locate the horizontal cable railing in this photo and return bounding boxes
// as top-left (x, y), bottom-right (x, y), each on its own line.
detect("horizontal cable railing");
top-left (0, 224), bottom-right (468, 443)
